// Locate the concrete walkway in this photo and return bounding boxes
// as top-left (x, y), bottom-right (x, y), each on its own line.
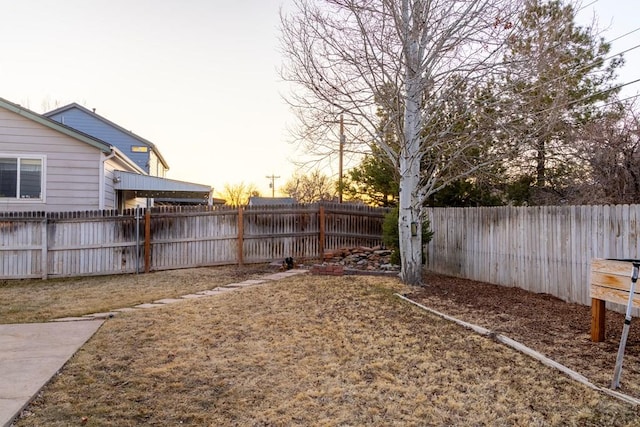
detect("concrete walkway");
top-left (0, 269), bottom-right (307, 427)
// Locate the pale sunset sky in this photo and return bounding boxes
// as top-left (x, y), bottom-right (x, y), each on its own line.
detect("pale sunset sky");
top-left (0, 0), bottom-right (638, 197)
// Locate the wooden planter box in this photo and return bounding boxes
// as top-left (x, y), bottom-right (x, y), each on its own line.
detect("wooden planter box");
top-left (590, 258), bottom-right (640, 342)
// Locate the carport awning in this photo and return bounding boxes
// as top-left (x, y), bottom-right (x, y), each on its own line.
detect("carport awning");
top-left (113, 170), bottom-right (211, 199)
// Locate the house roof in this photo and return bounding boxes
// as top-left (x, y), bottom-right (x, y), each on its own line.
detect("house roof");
top-left (113, 170), bottom-right (212, 199)
top-left (0, 97), bottom-right (112, 153)
top-left (44, 103), bottom-right (170, 170)
top-left (248, 196), bottom-right (297, 206)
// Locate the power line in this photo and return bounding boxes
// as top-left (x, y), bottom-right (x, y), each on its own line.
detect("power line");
top-left (422, 20), bottom-right (640, 128)
top-left (608, 26), bottom-right (640, 44)
top-left (535, 76), bottom-right (640, 116)
top-left (596, 92), bottom-right (640, 110)
top-left (578, 0), bottom-right (600, 12)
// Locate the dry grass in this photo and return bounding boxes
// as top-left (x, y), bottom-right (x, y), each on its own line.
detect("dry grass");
top-left (15, 274), bottom-right (640, 426)
top-left (0, 265), bottom-right (272, 323)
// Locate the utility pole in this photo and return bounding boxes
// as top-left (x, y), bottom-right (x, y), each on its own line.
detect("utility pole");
top-left (339, 114), bottom-right (345, 203)
top-left (266, 174), bottom-right (280, 198)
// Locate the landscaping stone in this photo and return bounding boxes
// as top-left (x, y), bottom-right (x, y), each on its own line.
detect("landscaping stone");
top-left (134, 303), bottom-right (166, 309)
top-left (154, 298), bottom-right (185, 304)
top-left (82, 312), bottom-right (117, 319)
top-left (313, 246), bottom-right (400, 275)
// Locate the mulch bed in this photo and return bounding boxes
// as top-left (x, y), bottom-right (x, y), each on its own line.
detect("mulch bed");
top-left (407, 271), bottom-right (640, 400)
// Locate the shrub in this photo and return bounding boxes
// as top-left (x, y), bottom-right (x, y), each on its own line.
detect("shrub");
top-left (382, 207), bottom-right (434, 264)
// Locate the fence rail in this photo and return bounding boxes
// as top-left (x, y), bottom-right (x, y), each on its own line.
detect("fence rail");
top-left (425, 204), bottom-right (640, 313)
top-left (0, 203), bottom-right (389, 279)
top-left (10, 202), bottom-right (637, 314)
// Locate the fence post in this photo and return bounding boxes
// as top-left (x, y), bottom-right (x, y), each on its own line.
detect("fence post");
top-left (319, 205), bottom-right (325, 259)
top-left (145, 209), bottom-right (151, 273)
top-left (41, 218), bottom-right (48, 280)
top-left (238, 206), bottom-right (244, 265)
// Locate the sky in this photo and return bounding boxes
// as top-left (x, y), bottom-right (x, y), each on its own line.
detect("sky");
top-left (0, 0), bottom-right (639, 198)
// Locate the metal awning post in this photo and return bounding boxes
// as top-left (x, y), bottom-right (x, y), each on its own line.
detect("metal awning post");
top-left (611, 261), bottom-right (640, 389)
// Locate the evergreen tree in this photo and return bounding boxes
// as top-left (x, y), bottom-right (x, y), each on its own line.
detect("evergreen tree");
top-left (504, 0), bottom-right (622, 203)
top-left (343, 146), bottom-right (399, 207)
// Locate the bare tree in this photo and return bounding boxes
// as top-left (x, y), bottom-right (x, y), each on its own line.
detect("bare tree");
top-left (220, 182), bottom-right (260, 207)
top-left (571, 102), bottom-right (640, 205)
top-left (280, 0), bottom-right (523, 284)
top-left (282, 170), bottom-right (337, 203)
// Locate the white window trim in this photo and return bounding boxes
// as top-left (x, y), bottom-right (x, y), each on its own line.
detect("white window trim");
top-left (0, 153), bottom-right (46, 203)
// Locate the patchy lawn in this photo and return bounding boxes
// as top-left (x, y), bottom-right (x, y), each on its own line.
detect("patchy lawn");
top-left (14, 274), bottom-right (640, 426)
top-left (0, 265), bottom-right (271, 323)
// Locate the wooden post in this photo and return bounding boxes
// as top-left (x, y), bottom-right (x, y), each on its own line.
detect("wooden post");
top-left (319, 206), bottom-right (325, 259)
top-left (144, 209), bottom-right (151, 273)
top-left (237, 206), bottom-right (244, 265)
top-left (41, 218), bottom-right (48, 280)
top-left (591, 298), bottom-right (606, 342)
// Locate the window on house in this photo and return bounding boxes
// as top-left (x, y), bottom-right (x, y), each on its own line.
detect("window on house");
top-left (0, 156), bottom-right (43, 199)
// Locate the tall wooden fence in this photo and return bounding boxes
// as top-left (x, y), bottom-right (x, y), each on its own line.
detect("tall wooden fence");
top-left (0, 203), bottom-right (388, 279)
top-left (425, 204), bottom-right (640, 310)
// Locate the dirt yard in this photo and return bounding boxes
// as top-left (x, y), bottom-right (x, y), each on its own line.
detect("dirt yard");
top-left (407, 271), bottom-right (640, 401)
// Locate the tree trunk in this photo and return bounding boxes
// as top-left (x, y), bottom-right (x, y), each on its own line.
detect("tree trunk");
top-left (536, 139), bottom-right (546, 187)
top-left (398, 4), bottom-right (424, 286)
top-left (398, 177), bottom-right (423, 285)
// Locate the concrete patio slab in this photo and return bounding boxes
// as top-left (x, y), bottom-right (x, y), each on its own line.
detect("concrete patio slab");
top-left (0, 321), bottom-right (104, 427)
top-left (49, 317), bottom-right (91, 322)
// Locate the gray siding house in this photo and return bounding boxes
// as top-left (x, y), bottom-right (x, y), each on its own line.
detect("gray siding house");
top-left (0, 97), bottom-right (212, 212)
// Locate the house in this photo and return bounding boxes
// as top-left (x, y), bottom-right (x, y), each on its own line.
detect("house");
top-left (0, 97), bottom-right (213, 212)
top-left (44, 103), bottom-right (169, 177)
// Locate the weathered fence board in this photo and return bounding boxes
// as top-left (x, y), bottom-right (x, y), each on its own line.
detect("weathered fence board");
top-left (426, 204), bottom-right (640, 314)
top-left (0, 203), bottom-right (388, 279)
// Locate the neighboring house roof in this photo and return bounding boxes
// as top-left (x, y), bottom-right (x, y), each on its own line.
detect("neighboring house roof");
top-left (154, 197), bottom-right (226, 205)
top-left (0, 97), bottom-right (112, 153)
top-left (248, 197), bottom-right (297, 206)
top-left (113, 171), bottom-right (211, 199)
top-left (44, 102), bottom-right (170, 170)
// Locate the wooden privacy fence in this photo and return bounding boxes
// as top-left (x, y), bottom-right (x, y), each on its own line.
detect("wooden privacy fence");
top-left (0, 202), bottom-right (388, 279)
top-left (425, 204), bottom-right (640, 313)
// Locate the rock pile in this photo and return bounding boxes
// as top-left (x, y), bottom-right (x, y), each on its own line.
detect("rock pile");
top-left (321, 245), bottom-right (400, 272)
top-left (270, 246), bottom-right (400, 276)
